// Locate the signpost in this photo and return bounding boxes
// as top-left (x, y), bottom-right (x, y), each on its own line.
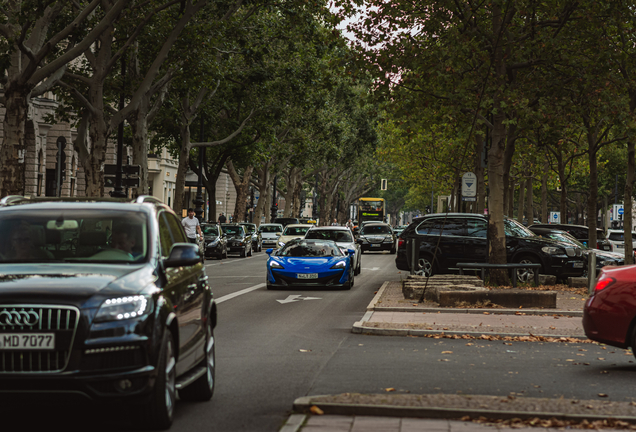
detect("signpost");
top-left (104, 164), bottom-right (141, 193)
top-left (549, 211), bottom-right (560, 224)
top-left (461, 172), bottom-right (477, 202)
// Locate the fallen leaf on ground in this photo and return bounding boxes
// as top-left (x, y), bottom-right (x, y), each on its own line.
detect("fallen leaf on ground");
top-left (442, 351), bottom-right (453, 354)
top-left (598, 393), bottom-right (608, 397)
top-left (310, 406), bottom-right (324, 415)
top-left (299, 349), bottom-right (311, 352)
top-left (385, 388), bottom-right (396, 392)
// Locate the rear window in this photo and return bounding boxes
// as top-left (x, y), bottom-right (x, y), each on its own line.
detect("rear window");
top-left (305, 230), bottom-right (353, 242)
top-left (282, 226), bottom-right (310, 236)
top-left (259, 225), bottom-right (282, 233)
top-left (361, 225), bottom-right (392, 235)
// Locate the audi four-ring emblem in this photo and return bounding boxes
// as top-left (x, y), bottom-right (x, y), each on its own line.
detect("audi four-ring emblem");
top-left (0, 310), bottom-right (39, 326)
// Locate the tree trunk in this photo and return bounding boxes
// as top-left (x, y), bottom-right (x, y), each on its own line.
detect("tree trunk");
top-left (173, 126), bottom-right (191, 212)
top-left (0, 86), bottom-right (29, 196)
top-left (130, 109), bottom-right (150, 196)
top-left (475, 136), bottom-right (486, 214)
top-left (508, 178), bottom-right (515, 218)
top-left (541, 160), bottom-right (549, 222)
top-left (517, 177), bottom-right (525, 224)
top-left (625, 141), bottom-right (634, 265)
top-left (227, 160), bottom-right (253, 223)
top-left (587, 138), bottom-right (599, 249)
top-left (526, 176), bottom-right (533, 224)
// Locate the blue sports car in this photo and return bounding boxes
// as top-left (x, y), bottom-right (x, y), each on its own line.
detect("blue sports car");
top-left (266, 239), bottom-right (355, 290)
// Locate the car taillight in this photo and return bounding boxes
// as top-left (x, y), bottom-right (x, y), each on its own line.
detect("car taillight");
top-left (398, 238), bottom-right (405, 249)
top-left (594, 276), bottom-right (616, 293)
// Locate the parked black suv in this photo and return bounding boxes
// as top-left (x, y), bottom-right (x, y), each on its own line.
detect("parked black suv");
top-left (0, 196), bottom-right (216, 429)
top-left (395, 213), bottom-right (586, 282)
top-left (529, 223), bottom-right (612, 251)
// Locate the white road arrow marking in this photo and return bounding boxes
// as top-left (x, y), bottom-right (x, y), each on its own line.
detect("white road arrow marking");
top-left (276, 295), bottom-right (322, 304)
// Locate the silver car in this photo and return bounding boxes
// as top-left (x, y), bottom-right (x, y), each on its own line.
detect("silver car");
top-left (304, 226), bottom-right (361, 275)
top-left (258, 223), bottom-right (284, 249)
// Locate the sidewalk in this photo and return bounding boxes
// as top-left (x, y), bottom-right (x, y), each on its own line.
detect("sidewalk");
top-left (278, 280), bottom-right (635, 432)
top-left (353, 281), bottom-right (587, 339)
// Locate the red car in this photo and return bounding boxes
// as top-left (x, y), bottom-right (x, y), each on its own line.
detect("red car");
top-left (583, 264), bottom-right (636, 354)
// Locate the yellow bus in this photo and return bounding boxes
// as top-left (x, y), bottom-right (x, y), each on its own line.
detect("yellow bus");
top-left (356, 197), bottom-right (386, 224)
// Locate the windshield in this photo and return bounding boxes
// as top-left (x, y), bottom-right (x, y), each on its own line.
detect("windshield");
top-left (608, 231), bottom-right (636, 241)
top-left (361, 225), bottom-right (391, 235)
top-left (278, 240), bottom-right (343, 257)
top-left (359, 200), bottom-right (383, 211)
top-left (504, 219), bottom-right (535, 238)
top-left (305, 229), bottom-right (353, 242)
top-left (202, 225), bottom-right (220, 236)
top-left (545, 232), bottom-right (586, 249)
top-left (259, 225), bottom-right (282, 233)
top-left (282, 226), bottom-right (310, 236)
top-left (222, 226), bottom-right (245, 236)
top-left (0, 210), bottom-right (148, 263)
top-left (240, 224), bottom-right (256, 234)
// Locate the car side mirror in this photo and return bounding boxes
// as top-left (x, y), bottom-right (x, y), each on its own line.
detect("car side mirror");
top-left (266, 248), bottom-right (274, 255)
top-left (165, 243), bottom-right (201, 267)
top-left (347, 249), bottom-right (355, 255)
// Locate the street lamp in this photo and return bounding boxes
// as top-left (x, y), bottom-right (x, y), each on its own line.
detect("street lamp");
top-left (270, 175), bottom-right (278, 221)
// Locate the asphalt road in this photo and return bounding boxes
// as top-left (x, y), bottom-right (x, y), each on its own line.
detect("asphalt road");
top-left (6, 249), bottom-right (636, 431)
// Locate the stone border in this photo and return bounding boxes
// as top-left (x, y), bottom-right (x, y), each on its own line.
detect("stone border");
top-left (293, 396), bottom-right (636, 424)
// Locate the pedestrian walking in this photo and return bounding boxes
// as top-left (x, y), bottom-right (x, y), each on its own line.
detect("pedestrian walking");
top-left (345, 219), bottom-right (354, 230)
top-left (182, 208), bottom-right (202, 244)
top-left (218, 213), bottom-right (227, 224)
top-left (331, 218), bottom-right (338, 226)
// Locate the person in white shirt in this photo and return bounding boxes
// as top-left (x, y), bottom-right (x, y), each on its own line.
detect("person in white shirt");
top-left (182, 208), bottom-right (202, 243)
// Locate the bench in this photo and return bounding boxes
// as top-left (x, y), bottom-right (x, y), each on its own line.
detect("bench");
top-left (457, 262), bottom-right (541, 287)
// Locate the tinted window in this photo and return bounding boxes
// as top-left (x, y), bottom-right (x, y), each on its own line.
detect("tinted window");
top-left (415, 218), bottom-right (464, 236)
top-left (222, 226), bottom-right (245, 236)
top-left (596, 230), bottom-right (607, 240)
top-left (240, 224), bottom-right (256, 234)
top-left (361, 225), bottom-right (391, 235)
top-left (305, 229), bottom-right (353, 242)
top-left (0, 210), bottom-right (148, 263)
top-left (282, 226), bottom-right (310, 236)
top-left (504, 219), bottom-right (534, 238)
top-left (202, 225), bottom-right (220, 236)
top-left (466, 219), bottom-right (487, 238)
top-left (158, 213), bottom-right (174, 258)
top-left (278, 240), bottom-right (343, 257)
top-left (259, 225), bottom-right (282, 233)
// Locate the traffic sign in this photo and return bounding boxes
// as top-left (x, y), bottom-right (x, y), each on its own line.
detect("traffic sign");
top-left (104, 164), bottom-right (141, 176)
top-left (461, 172), bottom-right (476, 197)
top-left (549, 211), bottom-right (560, 223)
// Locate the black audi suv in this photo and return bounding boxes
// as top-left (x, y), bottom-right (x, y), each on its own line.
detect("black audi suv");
top-left (0, 196), bottom-right (216, 429)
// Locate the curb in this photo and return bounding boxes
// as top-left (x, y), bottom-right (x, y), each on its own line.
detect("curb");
top-left (350, 322), bottom-right (590, 339)
top-left (292, 396), bottom-right (636, 424)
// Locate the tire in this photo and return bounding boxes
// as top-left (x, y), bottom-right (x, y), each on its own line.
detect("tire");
top-left (248, 245), bottom-right (253, 257)
top-left (516, 255), bottom-right (542, 284)
top-left (354, 258), bottom-right (361, 276)
top-left (223, 247), bottom-right (228, 259)
top-left (180, 318), bottom-right (215, 401)
top-left (240, 248), bottom-right (246, 258)
top-left (266, 283), bottom-right (274, 290)
top-left (138, 329), bottom-right (176, 430)
top-left (259, 242), bottom-right (262, 252)
top-left (390, 245), bottom-right (396, 254)
top-left (416, 255), bottom-right (435, 277)
top-left (344, 270), bottom-right (353, 290)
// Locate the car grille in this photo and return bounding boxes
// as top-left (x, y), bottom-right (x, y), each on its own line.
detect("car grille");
top-left (0, 305), bottom-right (80, 374)
top-left (81, 345), bottom-right (144, 371)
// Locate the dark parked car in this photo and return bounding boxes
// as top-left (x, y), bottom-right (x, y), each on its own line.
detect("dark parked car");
top-left (220, 223), bottom-right (253, 257)
top-left (396, 214), bottom-right (586, 282)
top-left (528, 226), bottom-right (624, 276)
top-left (239, 223), bottom-right (262, 252)
top-left (0, 196), bottom-right (216, 430)
top-left (584, 265), bottom-right (636, 357)
top-left (529, 223), bottom-right (612, 252)
top-left (357, 222), bottom-right (396, 254)
top-left (201, 223), bottom-right (227, 259)
top-left (273, 217), bottom-right (300, 228)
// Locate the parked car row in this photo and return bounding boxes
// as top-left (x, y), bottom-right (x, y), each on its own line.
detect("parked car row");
top-left (393, 215), bottom-right (633, 283)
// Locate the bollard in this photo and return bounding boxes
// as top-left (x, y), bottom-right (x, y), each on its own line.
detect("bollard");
top-left (588, 252), bottom-right (596, 295)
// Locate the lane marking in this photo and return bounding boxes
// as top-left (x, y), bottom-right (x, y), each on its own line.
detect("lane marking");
top-left (205, 254), bottom-right (265, 267)
top-left (216, 283), bottom-right (266, 304)
top-left (276, 295), bottom-right (322, 304)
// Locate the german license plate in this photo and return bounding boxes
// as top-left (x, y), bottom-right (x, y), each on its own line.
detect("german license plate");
top-left (573, 262), bottom-right (584, 268)
top-left (603, 246), bottom-right (610, 251)
top-left (0, 333), bottom-right (55, 350)
top-left (372, 244), bottom-right (381, 247)
top-left (297, 273), bottom-right (318, 279)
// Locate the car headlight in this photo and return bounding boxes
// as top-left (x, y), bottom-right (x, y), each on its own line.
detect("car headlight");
top-left (270, 260), bottom-right (284, 269)
top-left (600, 260), bottom-right (614, 266)
top-left (541, 246), bottom-right (563, 255)
top-left (383, 238), bottom-right (393, 243)
top-left (278, 241), bottom-right (285, 247)
top-left (94, 295), bottom-right (152, 323)
top-left (330, 260), bottom-right (347, 269)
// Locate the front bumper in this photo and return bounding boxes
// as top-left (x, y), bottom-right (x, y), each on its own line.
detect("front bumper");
top-left (361, 242), bottom-right (394, 252)
top-left (205, 244), bottom-right (223, 257)
top-left (267, 268), bottom-right (348, 288)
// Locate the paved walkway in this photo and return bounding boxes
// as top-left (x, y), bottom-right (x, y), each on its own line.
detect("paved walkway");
top-left (282, 414), bottom-right (631, 432)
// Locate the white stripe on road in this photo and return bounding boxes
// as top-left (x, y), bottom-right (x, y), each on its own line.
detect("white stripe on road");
top-left (216, 283), bottom-right (266, 304)
top-left (205, 253), bottom-right (265, 267)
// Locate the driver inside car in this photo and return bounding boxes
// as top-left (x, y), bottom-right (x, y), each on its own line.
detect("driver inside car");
top-left (110, 224), bottom-right (138, 258)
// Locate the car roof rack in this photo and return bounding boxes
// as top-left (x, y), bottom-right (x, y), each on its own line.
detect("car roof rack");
top-left (0, 195), bottom-right (29, 206)
top-left (135, 196), bottom-right (163, 204)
